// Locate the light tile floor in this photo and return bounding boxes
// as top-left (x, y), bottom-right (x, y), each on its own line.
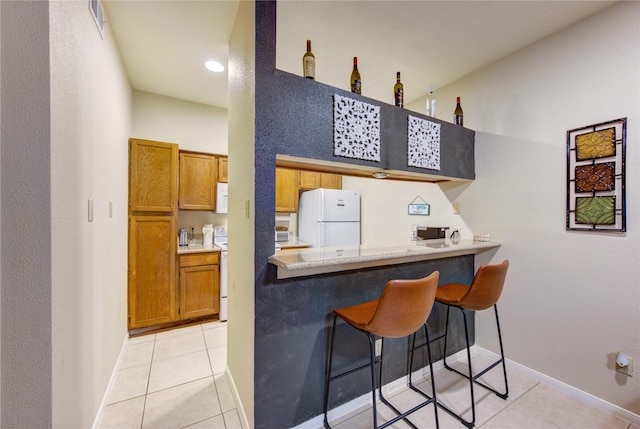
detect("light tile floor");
top-left (99, 321), bottom-right (240, 429)
top-left (99, 322), bottom-right (638, 429)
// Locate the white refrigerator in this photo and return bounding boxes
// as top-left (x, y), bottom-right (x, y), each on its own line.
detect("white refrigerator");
top-left (298, 189), bottom-right (361, 248)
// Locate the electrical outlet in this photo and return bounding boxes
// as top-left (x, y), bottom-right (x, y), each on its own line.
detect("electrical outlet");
top-left (453, 202), bottom-right (461, 214)
top-left (375, 339), bottom-right (382, 357)
top-left (616, 356), bottom-right (634, 377)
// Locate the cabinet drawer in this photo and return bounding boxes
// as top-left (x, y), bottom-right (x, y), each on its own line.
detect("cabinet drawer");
top-left (179, 252), bottom-right (219, 267)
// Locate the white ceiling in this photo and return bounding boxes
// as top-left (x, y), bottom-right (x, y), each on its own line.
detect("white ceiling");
top-left (103, 0), bottom-right (615, 110)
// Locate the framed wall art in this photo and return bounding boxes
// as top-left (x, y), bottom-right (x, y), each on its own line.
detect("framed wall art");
top-left (566, 118), bottom-right (626, 232)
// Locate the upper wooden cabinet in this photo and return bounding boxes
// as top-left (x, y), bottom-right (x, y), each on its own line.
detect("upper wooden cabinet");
top-left (276, 168), bottom-right (299, 213)
top-left (179, 151), bottom-right (217, 210)
top-left (129, 139), bottom-right (178, 213)
top-left (218, 156), bottom-right (228, 183)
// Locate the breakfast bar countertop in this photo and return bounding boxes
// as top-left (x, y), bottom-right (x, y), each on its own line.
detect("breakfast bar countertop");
top-left (269, 239), bottom-right (501, 279)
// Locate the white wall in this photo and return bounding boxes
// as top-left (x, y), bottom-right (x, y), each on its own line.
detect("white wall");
top-left (132, 90), bottom-right (227, 154)
top-left (342, 176), bottom-right (471, 244)
top-left (0, 2), bottom-right (52, 427)
top-left (408, 2), bottom-right (640, 414)
top-left (50, 1), bottom-right (131, 427)
top-left (228, 1), bottom-right (256, 427)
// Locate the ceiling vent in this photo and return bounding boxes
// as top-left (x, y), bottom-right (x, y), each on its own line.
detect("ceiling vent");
top-left (89, 0), bottom-right (104, 38)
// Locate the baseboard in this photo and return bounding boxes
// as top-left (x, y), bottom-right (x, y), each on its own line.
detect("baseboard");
top-left (474, 346), bottom-right (640, 426)
top-left (91, 332), bottom-right (130, 429)
top-left (226, 365), bottom-right (251, 429)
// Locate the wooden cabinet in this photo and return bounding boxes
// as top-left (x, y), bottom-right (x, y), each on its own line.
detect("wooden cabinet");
top-left (298, 171), bottom-right (321, 190)
top-left (128, 139), bottom-right (179, 330)
top-left (128, 215), bottom-right (177, 328)
top-left (178, 252), bottom-right (220, 319)
top-left (218, 156), bottom-right (228, 183)
top-left (276, 168), bottom-right (299, 213)
top-left (277, 168), bottom-right (342, 212)
top-left (179, 151), bottom-right (217, 210)
top-left (129, 139), bottom-right (178, 213)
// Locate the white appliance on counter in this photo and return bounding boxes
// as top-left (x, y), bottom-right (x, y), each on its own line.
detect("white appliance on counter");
top-left (298, 189), bottom-right (361, 248)
top-left (216, 183), bottom-right (228, 213)
top-left (214, 225), bottom-right (227, 321)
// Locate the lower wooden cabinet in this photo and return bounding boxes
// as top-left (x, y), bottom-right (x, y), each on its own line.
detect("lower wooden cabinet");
top-left (128, 215), bottom-right (177, 329)
top-left (178, 252), bottom-right (220, 319)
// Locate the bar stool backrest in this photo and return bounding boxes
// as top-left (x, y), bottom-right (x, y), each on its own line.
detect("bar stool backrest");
top-left (364, 271), bottom-right (439, 338)
top-left (458, 260), bottom-right (509, 311)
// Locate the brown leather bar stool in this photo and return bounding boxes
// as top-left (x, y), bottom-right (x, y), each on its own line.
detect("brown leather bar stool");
top-left (421, 260), bottom-right (509, 428)
top-left (323, 271), bottom-right (440, 429)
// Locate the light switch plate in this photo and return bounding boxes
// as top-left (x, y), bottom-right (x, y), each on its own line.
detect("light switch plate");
top-left (88, 199), bottom-right (94, 222)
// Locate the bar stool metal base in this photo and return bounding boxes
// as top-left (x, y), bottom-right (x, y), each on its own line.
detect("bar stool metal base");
top-left (324, 315), bottom-right (440, 429)
top-left (414, 304), bottom-right (508, 428)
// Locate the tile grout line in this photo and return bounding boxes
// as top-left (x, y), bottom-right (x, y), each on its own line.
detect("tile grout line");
top-left (477, 380), bottom-right (540, 428)
top-left (139, 333), bottom-right (157, 429)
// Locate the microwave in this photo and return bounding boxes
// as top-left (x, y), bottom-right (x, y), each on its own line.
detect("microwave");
top-left (216, 182), bottom-right (228, 213)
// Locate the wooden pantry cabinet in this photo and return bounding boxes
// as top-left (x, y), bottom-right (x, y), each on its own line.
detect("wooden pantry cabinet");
top-left (179, 151), bottom-right (217, 210)
top-left (178, 252), bottom-right (220, 319)
top-left (128, 138), bottom-right (179, 329)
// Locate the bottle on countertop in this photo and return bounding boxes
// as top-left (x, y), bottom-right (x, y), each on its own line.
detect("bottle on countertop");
top-left (454, 96), bottom-right (464, 126)
top-left (426, 85), bottom-right (437, 118)
top-left (350, 56), bottom-right (361, 94)
top-left (302, 39), bottom-right (315, 80)
top-left (394, 72), bottom-right (404, 107)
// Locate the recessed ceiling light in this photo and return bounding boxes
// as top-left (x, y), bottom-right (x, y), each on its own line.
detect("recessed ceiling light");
top-left (205, 60), bottom-right (224, 73)
top-left (372, 172), bottom-right (389, 179)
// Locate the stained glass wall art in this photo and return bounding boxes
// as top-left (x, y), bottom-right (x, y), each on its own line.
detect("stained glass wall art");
top-left (567, 118), bottom-right (626, 232)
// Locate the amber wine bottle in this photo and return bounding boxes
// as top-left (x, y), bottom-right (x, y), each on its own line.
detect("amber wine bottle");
top-left (303, 39), bottom-right (315, 80)
top-left (394, 72), bottom-right (403, 107)
top-left (350, 57), bottom-right (361, 94)
top-left (454, 96), bottom-right (463, 126)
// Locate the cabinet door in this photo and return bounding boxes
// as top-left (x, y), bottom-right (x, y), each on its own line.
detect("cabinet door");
top-left (128, 215), bottom-right (177, 328)
top-left (218, 156), bottom-right (228, 183)
top-left (298, 171), bottom-right (321, 190)
top-left (179, 257), bottom-right (220, 319)
top-left (320, 173), bottom-right (342, 189)
top-left (129, 139), bottom-right (178, 213)
top-left (179, 151), bottom-right (217, 210)
top-left (275, 168), bottom-right (299, 213)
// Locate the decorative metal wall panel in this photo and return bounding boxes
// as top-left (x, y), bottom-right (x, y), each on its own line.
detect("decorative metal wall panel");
top-left (333, 94), bottom-right (381, 162)
top-left (407, 115), bottom-right (441, 170)
top-left (567, 118), bottom-right (626, 232)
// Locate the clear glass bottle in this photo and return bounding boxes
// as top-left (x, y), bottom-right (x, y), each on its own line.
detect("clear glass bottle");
top-left (426, 85), bottom-right (436, 117)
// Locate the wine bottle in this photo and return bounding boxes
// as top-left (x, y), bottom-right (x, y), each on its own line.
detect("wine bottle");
top-left (454, 96), bottom-right (463, 126)
top-left (394, 72), bottom-right (403, 107)
top-left (350, 57), bottom-right (361, 94)
top-left (302, 39), bottom-right (315, 80)
top-left (426, 85), bottom-right (437, 117)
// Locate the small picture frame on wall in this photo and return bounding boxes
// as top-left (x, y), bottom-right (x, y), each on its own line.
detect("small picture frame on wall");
top-left (566, 117), bottom-right (626, 232)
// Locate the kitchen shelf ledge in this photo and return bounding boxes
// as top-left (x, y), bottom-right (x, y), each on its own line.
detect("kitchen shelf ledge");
top-left (269, 239), bottom-right (501, 279)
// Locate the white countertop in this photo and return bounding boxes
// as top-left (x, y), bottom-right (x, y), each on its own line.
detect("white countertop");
top-left (177, 244), bottom-right (221, 254)
top-left (269, 239), bottom-right (501, 279)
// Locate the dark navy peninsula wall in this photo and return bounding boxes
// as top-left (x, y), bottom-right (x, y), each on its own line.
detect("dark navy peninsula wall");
top-left (253, 3), bottom-right (476, 428)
